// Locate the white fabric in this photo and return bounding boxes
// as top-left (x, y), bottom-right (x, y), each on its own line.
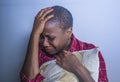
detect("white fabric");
top-left (39, 47), bottom-right (99, 82)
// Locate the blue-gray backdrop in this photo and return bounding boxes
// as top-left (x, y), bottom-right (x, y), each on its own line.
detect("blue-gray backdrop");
top-left (0, 0), bottom-right (120, 82)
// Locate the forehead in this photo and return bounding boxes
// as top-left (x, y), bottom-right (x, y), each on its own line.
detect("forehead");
top-left (43, 21), bottom-right (63, 36)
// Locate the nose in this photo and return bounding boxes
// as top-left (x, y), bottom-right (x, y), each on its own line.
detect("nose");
top-left (43, 38), bottom-right (50, 47)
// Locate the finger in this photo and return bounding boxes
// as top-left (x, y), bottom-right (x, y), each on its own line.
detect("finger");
top-left (38, 7), bottom-right (51, 18)
top-left (56, 60), bottom-right (61, 66)
top-left (63, 50), bottom-right (68, 54)
top-left (58, 51), bottom-right (66, 59)
top-left (56, 59), bottom-right (63, 67)
top-left (41, 8), bottom-right (54, 20)
top-left (63, 50), bottom-right (71, 55)
top-left (44, 14), bottom-right (54, 22)
top-left (36, 7), bottom-right (51, 19)
top-left (56, 56), bottom-right (61, 61)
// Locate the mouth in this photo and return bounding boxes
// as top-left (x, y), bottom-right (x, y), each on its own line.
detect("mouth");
top-left (44, 47), bottom-right (53, 52)
top-left (45, 49), bottom-right (51, 52)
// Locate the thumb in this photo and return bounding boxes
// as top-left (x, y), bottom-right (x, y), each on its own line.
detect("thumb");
top-left (63, 50), bottom-right (71, 55)
top-left (63, 50), bottom-right (68, 53)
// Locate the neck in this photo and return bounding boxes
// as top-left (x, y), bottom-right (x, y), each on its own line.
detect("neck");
top-left (64, 37), bottom-right (72, 51)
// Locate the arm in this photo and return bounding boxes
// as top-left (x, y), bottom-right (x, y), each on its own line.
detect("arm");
top-left (74, 63), bottom-right (95, 82)
top-left (21, 31), bottom-right (40, 79)
top-left (56, 50), bottom-right (95, 82)
top-left (20, 7), bottom-right (54, 80)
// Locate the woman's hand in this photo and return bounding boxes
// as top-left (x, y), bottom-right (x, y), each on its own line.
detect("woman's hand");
top-left (55, 51), bottom-right (95, 82)
top-left (56, 50), bottom-right (81, 73)
top-left (21, 7), bottom-right (54, 80)
top-left (32, 7), bottom-right (54, 35)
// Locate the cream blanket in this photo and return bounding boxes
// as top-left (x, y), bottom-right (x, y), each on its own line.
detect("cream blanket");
top-left (40, 47), bottom-right (99, 82)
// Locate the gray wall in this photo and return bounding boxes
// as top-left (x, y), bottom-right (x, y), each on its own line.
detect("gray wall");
top-left (0, 0), bottom-right (120, 82)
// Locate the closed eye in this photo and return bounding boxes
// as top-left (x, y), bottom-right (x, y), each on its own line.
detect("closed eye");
top-left (40, 34), bottom-right (56, 42)
top-left (47, 36), bottom-right (56, 41)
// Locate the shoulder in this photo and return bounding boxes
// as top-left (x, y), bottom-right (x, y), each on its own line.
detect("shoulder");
top-left (82, 42), bottom-right (96, 50)
top-left (70, 34), bottom-right (96, 51)
top-left (75, 37), bottom-right (96, 50)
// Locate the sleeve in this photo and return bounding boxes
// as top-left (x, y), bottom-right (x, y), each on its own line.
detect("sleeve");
top-left (20, 49), bottom-right (53, 82)
top-left (98, 52), bottom-right (108, 82)
top-left (20, 72), bottom-right (44, 82)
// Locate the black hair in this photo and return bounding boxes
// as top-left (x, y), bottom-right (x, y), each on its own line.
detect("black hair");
top-left (46, 5), bottom-right (73, 30)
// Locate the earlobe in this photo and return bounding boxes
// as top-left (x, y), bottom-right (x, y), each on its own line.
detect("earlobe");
top-left (67, 27), bottom-right (72, 37)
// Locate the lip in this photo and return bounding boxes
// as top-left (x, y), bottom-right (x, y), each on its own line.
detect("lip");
top-left (45, 47), bottom-right (52, 52)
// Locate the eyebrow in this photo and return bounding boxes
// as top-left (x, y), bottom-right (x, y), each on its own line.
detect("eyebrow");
top-left (41, 33), bottom-right (55, 37)
top-left (45, 35), bottom-right (55, 37)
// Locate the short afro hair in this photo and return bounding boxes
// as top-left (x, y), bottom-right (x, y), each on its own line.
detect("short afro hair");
top-left (46, 5), bottom-right (73, 30)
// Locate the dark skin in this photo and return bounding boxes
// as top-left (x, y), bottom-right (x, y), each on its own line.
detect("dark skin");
top-left (40, 21), bottom-right (71, 56)
top-left (21, 7), bottom-right (95, 82)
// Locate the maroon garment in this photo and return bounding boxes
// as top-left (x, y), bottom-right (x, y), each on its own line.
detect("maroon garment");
top-left (20, 34), bottom-right (108, 82)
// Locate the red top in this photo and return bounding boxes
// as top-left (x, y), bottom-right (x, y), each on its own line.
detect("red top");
top-left (20, 34), bottom-right (108, 82)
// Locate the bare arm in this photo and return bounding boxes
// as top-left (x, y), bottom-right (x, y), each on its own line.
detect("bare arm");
top-left (74, 63), bottom-right (95, 82)
top-left (21, 7), bottom-right (54, 79)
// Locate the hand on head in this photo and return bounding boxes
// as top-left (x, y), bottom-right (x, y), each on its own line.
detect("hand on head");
top-left (32, 7), bottom-right (54, 35)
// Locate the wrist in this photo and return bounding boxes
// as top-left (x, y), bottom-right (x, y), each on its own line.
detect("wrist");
top-left (32, 27), bottom-right (43, 35)
top-left (74, 63), bottom-right (83, 75)
top-left (31, 30), bottom-right (41, 37)
top-left (74, 65), bottom-right (95, 82)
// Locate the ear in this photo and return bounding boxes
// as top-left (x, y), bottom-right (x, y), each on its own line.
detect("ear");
top-left (66, 27), bottom-right (72, 38)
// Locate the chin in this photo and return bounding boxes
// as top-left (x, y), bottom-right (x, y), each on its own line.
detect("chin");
top-left (43, 48), bottom-right (63, 57)
top-left (45, 52), bottom-right (57, 57)
top-left (44, 50), bottom-right (58, 57)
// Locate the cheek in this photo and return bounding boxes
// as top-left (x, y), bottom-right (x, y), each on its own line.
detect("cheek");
top-left (50, 34), bottom-right (68, 50)
top-left (57, 37), bottom-right (67, 48)
top-left (50, 38), bottom-right (64, 49)
top-left (52, 41), bottom-right (62, 49)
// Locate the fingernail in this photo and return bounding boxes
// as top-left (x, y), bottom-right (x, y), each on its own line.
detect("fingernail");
top-left (51, 8), bottom-right (54, 11)
top-left (52, 14), bottom-right (54, 17)
top-left (63, 50), bottom-right (67, 53)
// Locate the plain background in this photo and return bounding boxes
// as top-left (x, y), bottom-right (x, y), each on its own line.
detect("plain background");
top-left (0, 0), bottom-right (120, 82)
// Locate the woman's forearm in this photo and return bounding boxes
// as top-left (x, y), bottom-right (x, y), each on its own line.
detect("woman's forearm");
top-left (21, 32), bottom-right (40, 79)
top-left (74, 64), bottom-right (95, 82)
